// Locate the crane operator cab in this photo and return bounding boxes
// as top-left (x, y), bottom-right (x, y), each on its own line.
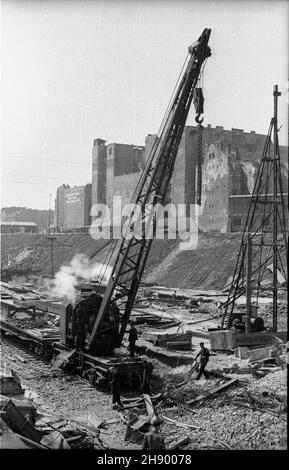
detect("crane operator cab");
top-left (60, 292), bottom-right (120, 355)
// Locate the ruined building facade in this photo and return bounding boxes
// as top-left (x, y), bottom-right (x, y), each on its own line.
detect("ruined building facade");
top-left (92, 139), bottom-right (145, 210)
top-left (91, 126), bottom-right (287, 233)
top-left (54, 126), bottom-right (287, 232)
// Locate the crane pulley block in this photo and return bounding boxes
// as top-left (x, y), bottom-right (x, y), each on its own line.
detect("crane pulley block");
top-left (193, 88), bottom-right (204, 123)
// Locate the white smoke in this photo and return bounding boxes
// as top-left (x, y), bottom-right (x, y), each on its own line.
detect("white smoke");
top-left (51, 254), bottom-right (112, 305)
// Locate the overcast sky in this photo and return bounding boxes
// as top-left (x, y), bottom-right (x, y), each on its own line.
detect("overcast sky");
top-left (1, 0), bottom-right (288, 210)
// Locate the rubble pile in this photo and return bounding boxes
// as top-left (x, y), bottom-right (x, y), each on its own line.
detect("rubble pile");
top-left (258, 303), bottom-right (287, 331)
top-left (0, 278), bottom-right (287, 450)
top-left (0, 364), bottom-right (106, 450)
top-left (155, 367), bottom-right (287, 450)
top-left (7, 313), bottom-right (55, 330)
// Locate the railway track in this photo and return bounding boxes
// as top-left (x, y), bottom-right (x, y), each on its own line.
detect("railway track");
top-left (0, 333), bottom-right (95, 390)
top-left (0, 332), bottom-right (143, 450)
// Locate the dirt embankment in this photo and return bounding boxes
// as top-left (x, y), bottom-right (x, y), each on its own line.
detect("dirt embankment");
top-left (143, 233), bottom-right (242, 289)
top-left (1, 232), bottom-right (276, 291)
top-left (1, 234), bottom-right (111, 280)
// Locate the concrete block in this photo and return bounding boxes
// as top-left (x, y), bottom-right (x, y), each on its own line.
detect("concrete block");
top-left (212, 330), bottom-right (287, 351)
top-left (234, 346), bottom-right (250, 359)
top-left (235, 332), bottom-right (286, 347)
top-left (210, 330), bottom-right (236, 350)
top-left (143, 331), bottom-right (192, 347)
top-left (247, 346), bottom-right (276, 362)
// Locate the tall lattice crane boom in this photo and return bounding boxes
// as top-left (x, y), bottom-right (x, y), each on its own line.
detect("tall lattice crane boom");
top-left (89, 28), bottom-right (212, 351)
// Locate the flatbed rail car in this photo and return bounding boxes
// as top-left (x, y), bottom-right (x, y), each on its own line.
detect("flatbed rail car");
top-left (0, 316), bottom-right (59, 358)
top-left (0, 314), bottom-right (144, 386)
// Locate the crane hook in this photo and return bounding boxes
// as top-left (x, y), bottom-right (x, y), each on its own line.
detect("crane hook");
top-left (195, 114), bottom-right (204, 124)
top-left (193, 88), bottom-right (204, 124)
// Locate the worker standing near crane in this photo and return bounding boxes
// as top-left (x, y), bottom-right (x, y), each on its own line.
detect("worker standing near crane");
top-left (128, 321), bottom-right (138, 358)
top-left (109, 365), bottom-right (123, 408)
top-left (142, 359), bottom-right (154, 393)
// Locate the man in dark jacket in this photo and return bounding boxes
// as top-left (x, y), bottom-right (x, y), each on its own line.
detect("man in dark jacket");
top-left (195, 342), bottom-right (210, 380)
top-left (142, 360), bottom-right (154, 394)
top-left (142, 420), bottom-right (166, 450)
top-left (128, 321), bottom-right (138, 358)
top-left (109, 366), bottom-right (123, 408)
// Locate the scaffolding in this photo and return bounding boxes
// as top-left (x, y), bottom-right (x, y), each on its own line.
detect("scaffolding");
top-left (221, 85), bottom-right (288, 332)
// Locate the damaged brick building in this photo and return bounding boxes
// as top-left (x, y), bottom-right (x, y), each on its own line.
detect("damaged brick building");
top-left (92, 139), bottom-right (145, 209)
top-left (54, 126), bottom-right (287, 232)
top-left (91, 126), bottom-right (288, 232)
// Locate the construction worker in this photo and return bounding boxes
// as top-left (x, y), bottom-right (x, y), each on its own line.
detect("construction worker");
top-left (142, 419), bottom-right (166, 450)
top-left (128, 321), bottom-right (138, 358)
top-left (109, 365), bottom-right (123, 408)
top-left (142, 360), bottom-right (154, 394)
top-left (195, 342), bottom-right (210, 380)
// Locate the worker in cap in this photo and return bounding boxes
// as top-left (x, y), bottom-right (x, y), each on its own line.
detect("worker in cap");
top-left (141, 418), bottom-right (166, 450)
top-left (194, 342), bottom-right (210, 380)
top-left (127, 320), bottom-right (138, 358)
top-left (109, 365), bottom-right (123, 408)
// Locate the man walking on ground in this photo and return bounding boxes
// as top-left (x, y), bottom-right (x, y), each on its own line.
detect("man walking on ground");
top-left (195, 342), bottom-right (210, 380)
top-left (142, 420), bottom-right (166, 450)
top-left (109, 365), bottom-right (123, 408)
top-left (128, 321), bottom-right (138, 358)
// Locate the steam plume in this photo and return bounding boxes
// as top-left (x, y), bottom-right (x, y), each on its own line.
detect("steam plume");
top-left (51, 254), bottom-right (112, 304)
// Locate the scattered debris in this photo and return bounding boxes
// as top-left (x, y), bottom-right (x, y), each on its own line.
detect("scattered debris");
top-left (187, 378), bottom-right (239, 405)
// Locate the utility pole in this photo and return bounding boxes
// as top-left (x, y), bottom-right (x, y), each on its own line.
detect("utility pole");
top-left (48, 236), bottom-right (56, 278)
top-left (48, 193), bottom-right (52, 234)
top-left (29, 237), bottom-right (72, 279)
top-left (272, 85), bottom-right (281, 331)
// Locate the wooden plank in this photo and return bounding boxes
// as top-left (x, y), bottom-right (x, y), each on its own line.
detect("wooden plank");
top-left (143, 394), bottom-right (157, 423)
top-left (14, 433), bottom-right (48, 449)
top-left (168, 437), bottom-right (190, 450)
top-left (123, 402), bottom-right (146, 410)
top-left (162, 416), bottom-right (199, 429)
top-left (187, 378), bottom-right (239, 405)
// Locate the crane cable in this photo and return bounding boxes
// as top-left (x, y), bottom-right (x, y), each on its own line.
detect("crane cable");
top-left (194, 60), bottom-right (207, 206)
top-left (196, 122), bottom-right (203, 206)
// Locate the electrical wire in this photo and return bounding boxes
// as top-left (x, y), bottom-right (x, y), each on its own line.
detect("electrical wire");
top-left (1, 154), bottom-right (91, 165)
top-left (1, 173), bottom-right (89, 182)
